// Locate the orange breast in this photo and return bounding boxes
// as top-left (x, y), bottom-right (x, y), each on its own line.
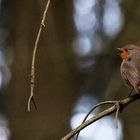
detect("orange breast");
top-left (121, 49), bottom-right (129, 60)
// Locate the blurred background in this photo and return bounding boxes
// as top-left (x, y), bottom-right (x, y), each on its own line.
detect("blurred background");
top-left (0, 0), bottom-right (140, 139)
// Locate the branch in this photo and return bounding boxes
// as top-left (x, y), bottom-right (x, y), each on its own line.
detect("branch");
top-left (27, 0), bottom-right (51, 112)
top-left (75, 101), bottom-right (117, 140)
top-left (61, 94), bottom-right (140, 140)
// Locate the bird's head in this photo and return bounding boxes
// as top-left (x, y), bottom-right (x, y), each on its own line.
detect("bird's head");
top-left (117, 44), bottom-right (140, 60)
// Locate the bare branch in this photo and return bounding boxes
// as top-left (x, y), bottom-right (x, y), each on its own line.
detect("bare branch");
top-left (61, 94), bottom-right (140, 140)
top-left (28, 0), bottom-right (51, 112)
top-left (75, 101), bottom-right (117, 140)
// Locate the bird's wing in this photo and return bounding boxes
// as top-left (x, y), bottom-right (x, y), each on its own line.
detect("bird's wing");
top-left (133, 52), bottom-right (140, 74)
top-left (121, 61), bottom-right (140, 93)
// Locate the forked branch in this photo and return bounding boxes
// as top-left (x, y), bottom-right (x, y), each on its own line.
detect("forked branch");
top-left (61, 94), bottom-right (140, 140)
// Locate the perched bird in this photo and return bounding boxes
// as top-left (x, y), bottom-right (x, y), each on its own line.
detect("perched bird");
top-left (118, 44), bottom-right (140, 94)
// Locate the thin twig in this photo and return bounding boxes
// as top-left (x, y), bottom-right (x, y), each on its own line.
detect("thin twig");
top-left (128, 87), bottom-right (134, 96)
top-left (115, 101), bottom-right (120, 128)
top-left (75, 101), bottom-right (117, 140)
top-left (61, 94), bottom-right (140, 140)
top-left (28, 0), bottom-right (51, 112)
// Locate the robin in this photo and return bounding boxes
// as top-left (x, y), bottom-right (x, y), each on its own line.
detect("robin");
top-left (117, 44), bottom-right (140, 95)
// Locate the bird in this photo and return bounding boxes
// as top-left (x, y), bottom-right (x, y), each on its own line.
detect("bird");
top-left (117, 44), bottom-right (140, 95)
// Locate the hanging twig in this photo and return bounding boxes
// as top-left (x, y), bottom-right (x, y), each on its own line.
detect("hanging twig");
top-left (115, 101), bottom-right (120, 128)
top-left (61, 94), bottom-right (140, 140)
top-left (75, 101), bottom-right (117, 140)
top-left (28, 0), bottom-right (51, 112)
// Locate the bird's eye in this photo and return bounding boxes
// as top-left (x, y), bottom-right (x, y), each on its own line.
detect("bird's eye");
top-left (124, 48), bottom-right (128, 52)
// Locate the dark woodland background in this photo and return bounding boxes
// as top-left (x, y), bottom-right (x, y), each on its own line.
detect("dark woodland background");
top-left (0, 0), bottom-right (140, 140)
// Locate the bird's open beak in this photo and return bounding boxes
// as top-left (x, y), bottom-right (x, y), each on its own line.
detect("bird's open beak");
top-left (116, 48), bottom-right (123, 55)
